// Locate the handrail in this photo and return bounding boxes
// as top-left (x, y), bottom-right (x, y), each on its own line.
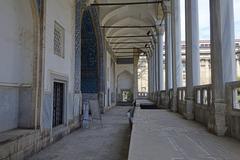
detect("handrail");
top-left (194, 84), bottom-right (212, 106)
top-left (226, 81), bottom-right (240, 110)
top-left (137, 92), bottom-right (149, 98)
top-left (168, 89), bottom-right (174, 106)
top-left (177, 87), bottom-right (186, 102)
top-left (159, 90), bottom-right (166, 105)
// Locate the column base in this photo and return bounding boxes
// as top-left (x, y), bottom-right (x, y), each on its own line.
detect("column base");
top-left (183, 99), bottom-right (194, 120)
top-left (154, 92), bottom-right (158, 103)
top-left (164, 94), bottom-right (171, 109)
top-left (208, 102), bottom-right (227, 136)
top-left (171, 94), bottom-right (177, 112)
top-left (157, 92), bottom-right (161, 108)
top-left (151, 92), bottom-right (154, 101)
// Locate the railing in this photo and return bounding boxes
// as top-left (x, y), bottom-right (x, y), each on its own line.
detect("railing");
top-left (194, 84), bottom-right (212, 106)
top-left (193, 84), bottom-right (212, 126)
top-left (137, 92), bottom-right (149, 98)
top-left (177, 87), bottom-right (186, 114)
top-left (177, 87), bottom-right (186, 103)
top-left (160, 90), bottom-right (167, 105)
top-left (225, 81), bottom-right (240, 140)
top-left (226, 81), bottom-right (240, 111)
top-left (169, 89), bottom-right (173, 107)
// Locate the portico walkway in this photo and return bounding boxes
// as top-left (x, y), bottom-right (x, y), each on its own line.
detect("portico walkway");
top-left (129, 108), bottom-right (240, 160)
top-left (29, 106), bottom-right (131, 160)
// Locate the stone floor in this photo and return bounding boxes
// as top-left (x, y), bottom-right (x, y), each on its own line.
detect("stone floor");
top-left (129, 108), bottom-right (240, 160)
top-left (29, 106), bottom-right (131, 160)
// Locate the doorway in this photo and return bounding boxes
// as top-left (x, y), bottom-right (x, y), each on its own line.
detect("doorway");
top-left (53, 82), bottom-right (64, 127)
top-left (121, 89), bottom-right (132, 103)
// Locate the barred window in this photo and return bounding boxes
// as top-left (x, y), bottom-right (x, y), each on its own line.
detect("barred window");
top-left (54, 21), bottom-right (64, 58)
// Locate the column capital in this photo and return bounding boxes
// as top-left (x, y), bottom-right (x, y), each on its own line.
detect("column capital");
top-left (156, 25), bottom-right (165, 35)
top-left (163, 1), bottom-right (171, 14)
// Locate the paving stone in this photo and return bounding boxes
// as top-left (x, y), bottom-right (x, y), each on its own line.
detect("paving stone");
top-left (129, 108), bottom-right (240, 160)
top-left (28, 106), bottom-right (132, 160)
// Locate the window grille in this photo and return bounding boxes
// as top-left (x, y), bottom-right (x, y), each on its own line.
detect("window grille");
top-left (54, 21), bottom-right (65, 58)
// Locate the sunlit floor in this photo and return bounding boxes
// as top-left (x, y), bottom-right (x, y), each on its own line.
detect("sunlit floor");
top-left (29, 106), bottom-right (131, 160)
top-left (129, 108), bottom-right (240, 160)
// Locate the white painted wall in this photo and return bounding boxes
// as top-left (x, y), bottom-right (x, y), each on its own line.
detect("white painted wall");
top-left (110, 59), bottom-right (116, 104)
top-left (0, 0), bottom-right (34, 132)
top-left (0, 0), bottom-right (34, 84)
top-left (104, 52), bottom-right (111, 107)
top-left (105, 51), bottom-right (117, 107)
top-left (44, 0), bottom-right (75, 93)
top-left (42, 0), bottom-right (76, 126)
top-left (106, 52), bottom-right (111, 89)
top-left (116, 64), bottom-right (134, 77)
top-left (115, 64), bottom-right (134, 94)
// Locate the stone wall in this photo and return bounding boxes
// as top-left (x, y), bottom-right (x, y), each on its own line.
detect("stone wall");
top-left (0, 86), bottom-right (19, 132)
top-left (0, 127), bottom-right (75, 160)
top-left (226, 82), bottom-right (240, 140)
top-left (42, 0), bottom-right (79, 132)
top-left (194, 105), bottom-right (210, 127)
top-left (0, 0), bottom-right (35, 133)
top-left (0, 0), bottom-right (34, 84)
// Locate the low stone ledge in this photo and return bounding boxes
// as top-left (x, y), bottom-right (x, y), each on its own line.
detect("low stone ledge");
top-left (0, 118), bottom-right (81, 160)
top-left (0, 129), bottom-right (36, 160)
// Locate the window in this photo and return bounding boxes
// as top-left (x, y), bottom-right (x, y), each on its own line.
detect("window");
top-left (54, 21), bottom-right (65, 58)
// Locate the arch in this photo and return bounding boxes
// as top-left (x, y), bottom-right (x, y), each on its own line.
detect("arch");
top-left (101, 5), bottom-right (156, 27)
top-left (117, 70), bottom-right (134, 103)
top-left (81, 9), bottom-right (98, 93)
top-left (117, 70), bottom-right (134, 93)
top-left (0, 0), bottom-right (39, 132)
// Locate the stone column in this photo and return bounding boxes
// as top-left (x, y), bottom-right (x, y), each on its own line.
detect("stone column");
top-left (158, 26), bottom-right (165, 91)
top-left (165, 4), bottom-right (173, 107)
top-left (149, 54), bottom-right (153, 98)
top-left (171, 0), bottom-right (183, 112)
top-left (147, 56), bottom-right (151, 95)
top-left (133, 53), bottom-right (139, 100)
top-left (155, 37), bottom-right (159, 102)
top-left (209, 0), bottom-right (236, 135)
top-left (184, 0), bottom-right (200, 119)
top-left (237, 56), bottom-right (240, 78)
top-left (153, 48), bottom-right (156, 100)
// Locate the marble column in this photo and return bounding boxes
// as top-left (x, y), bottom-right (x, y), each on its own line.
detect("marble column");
top-left (150, 53), bottom-right (153, 99)
top-left (165, 7), bottom-right (173, 107)
top-left (209, 0), bottom-right (236, 135)
top-left (184, 0), bottom-right (200, 119)
top-left (171, 0), bottom-right (183, 112)
top-left (152, 53), bottom-right (154, 99)
top-left (155, 37), bottom-right (159, 102)
top-left (147, 56), bottom-right (151, 95)
top-left (238, 59), bottom-right (240, 78)
top-left (158, 27), bottom-right (165, 91)
top-left (133, 53), bottom-right (139, 100)
top-left (153, 47), bottom-right (156, 99)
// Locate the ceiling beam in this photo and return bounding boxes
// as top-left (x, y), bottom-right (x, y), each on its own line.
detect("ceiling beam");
top-left (110, 41), bottom-right (151, 44)
top-left (112, 47), bottom-right (150, 50)
top-left (91, 1), bottom-right (163, 6)
top-left (107, 35), bottom-right (152, 38)
top-left (114, 52), bottom-right (139, 54)
top-left (115, 54), bottom-right (146, 58)
top-left (115, 56), bottom-right (134, 58)
top-left (101, 25), bottom-right (155, 29)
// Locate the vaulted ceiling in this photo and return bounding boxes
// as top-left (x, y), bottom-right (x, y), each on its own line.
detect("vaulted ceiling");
top-left (89, 0), bottom-right (167, 58)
